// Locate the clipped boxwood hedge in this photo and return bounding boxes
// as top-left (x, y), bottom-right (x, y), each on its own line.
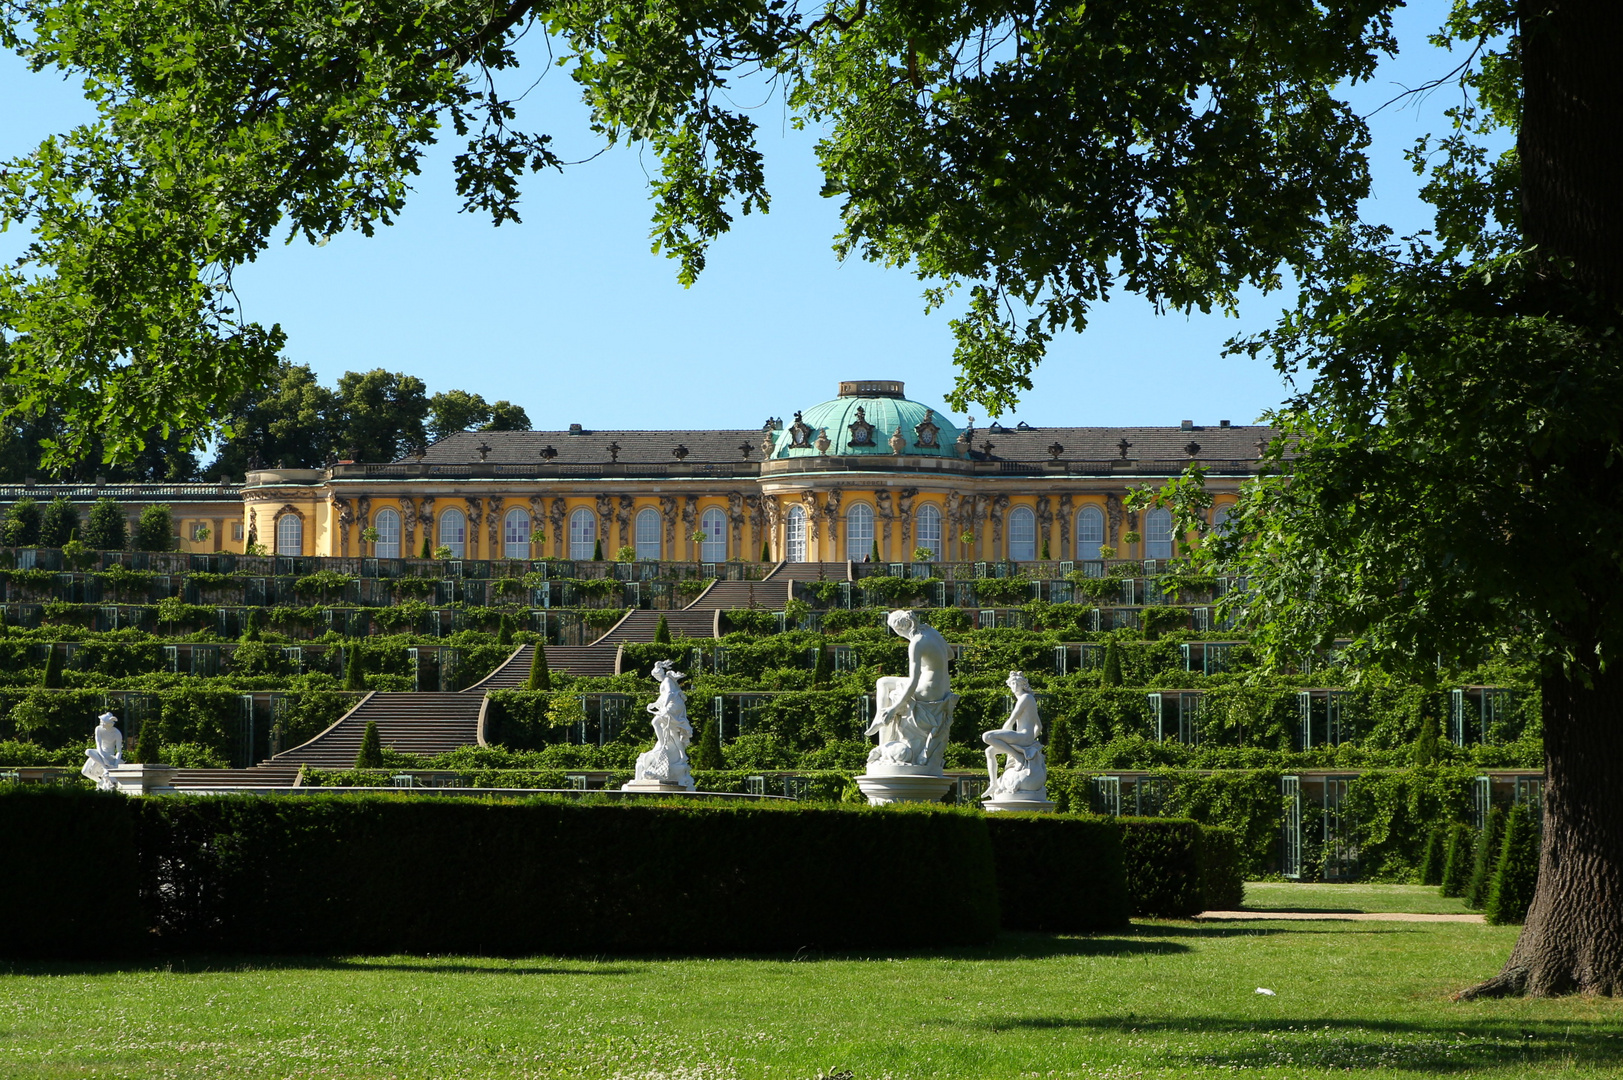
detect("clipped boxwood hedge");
top-left (983, 813), bottom-right (1130, 932)
top-left (0, 787), bottom-right (141, 958)
top-left (130, 795), bottom-right (1000, 955)
top-left (1117, 818), bottom-right (1244, 917)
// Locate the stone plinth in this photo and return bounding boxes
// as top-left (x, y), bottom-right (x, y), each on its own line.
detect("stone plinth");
top-left (855, 764), bottom-right (953, 806)
top-left (104, 764), bottom-right (178, 797)
top-left (621, 779), bottom-right (695, 794)
top-left (981, 793), bottom-right (1055, 813)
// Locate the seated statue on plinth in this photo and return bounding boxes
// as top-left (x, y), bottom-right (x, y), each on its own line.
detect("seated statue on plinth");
top-left (81, 712), bottom-right (124, 791)
top-left (866, 610), bottom-right (957, 772)
top-left (981, 671), bottom-right (1052, 810)
top-left (626, 659), bottom-right (695, 791)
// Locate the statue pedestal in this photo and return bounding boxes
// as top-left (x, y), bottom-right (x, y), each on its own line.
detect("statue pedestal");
top-left (981, 792), bottom-right (1055, 813)
top-left (621, 779), bottom-right (695, 794)
top-left (855, 764), bottom-right (953, 806)
top-left (104, 764), bottom-right (178, 797)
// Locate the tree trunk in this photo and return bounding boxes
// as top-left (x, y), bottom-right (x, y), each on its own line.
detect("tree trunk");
top-left (1519, 0), bottom-right (1623, 305)
top-left (1458, 663), bottom-right (1623, 998)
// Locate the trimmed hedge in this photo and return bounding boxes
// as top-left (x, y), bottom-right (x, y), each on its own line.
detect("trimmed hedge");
top-left (983, 813), bottom-right (1130, 932)
top-left (129, 795), bottom-right (1001, 954)
top-left (1199, 825), bottom-right (1246, 910)
top-left (0, 787), bottom-right (141, 958)
top-left (1116, 818), bottom-right (1243, 916)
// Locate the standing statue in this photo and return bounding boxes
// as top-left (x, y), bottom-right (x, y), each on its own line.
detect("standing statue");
top-left (624, 659), bottom-right (696, 792)
top-left (81, 712), bottom-right (124, 791)
top-left (980, 671), bottom-right (1054, 811)
top-left (856, 610), bottom-right (958, 804)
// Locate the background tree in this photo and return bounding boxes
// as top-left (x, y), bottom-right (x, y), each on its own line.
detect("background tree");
top-left (37, 496), bottom-right (79, 548)
top-left (204, 361), bottom-right (337, 478)
top-left (2, 497), bottom-right (41, 546)
top-left (332, 370), bottom-right (430, 464)
top-left (83, 498), bottom-right (126, 551)
top-left (134, 505), bottom-right (174, 553)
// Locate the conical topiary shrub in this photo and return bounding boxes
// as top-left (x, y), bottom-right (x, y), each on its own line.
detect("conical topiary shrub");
top-left (871, 539), bottom-right (880, 563)
top-left (654, 615), bottom-right (672, 644)
top-left (497, 613), bottom-right (513, 646)
top-left (592, 538), bottom-right (603, 561)
top-left (127, 717), bottom-right (158, 765)
top-left (343, 645), bottom-right (366, 691)
top-left (1047, 714), bottom-right (1072, 766)
top-left (40, 646), bottom-right (64, 689)
top-left (691, 708), bottom-right (724, 771)
top-left (355, 720), bottom-right (384, 769)
top-left (1101, 637), bottom-right (1123, 687)
top-left (421, 534), bottom-right (433, 559)
top-left (1486, 804), bottom-right (1541, 925)
top-left (525, 643), bottom-right (552, 692)
top-left (762, 540), bottom-right (772, 562)
top-left (1440, 822), bottom-right (1475, 897)
top-left (1465, 806), bottom-right (1506, 910)
top-left (1419, 827), bottom-right (1447, 886)
top-left (812, 645), bottom-right (833, 687)
top-left (242, 607), bottom-right (264, 642)
top-left (1413, 707), bottom-right (1440, 767)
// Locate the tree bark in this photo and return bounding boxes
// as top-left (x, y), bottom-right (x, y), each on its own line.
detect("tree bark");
top-left (1458, 663), bottom-right (1623, 998)
top-left (1519, 0), bottom-right (1623, 305)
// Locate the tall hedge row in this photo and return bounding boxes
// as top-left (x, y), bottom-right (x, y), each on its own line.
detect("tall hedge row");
top-left (983, 814), bottom-right (1130, 932)
top-left (0, 788), bottom-right (141, 958)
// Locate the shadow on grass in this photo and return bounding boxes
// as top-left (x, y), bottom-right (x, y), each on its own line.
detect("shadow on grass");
top-left (929, 1013), bottom-right (1623, 1072)
top-left (0, 955), bottom-right (644, 978)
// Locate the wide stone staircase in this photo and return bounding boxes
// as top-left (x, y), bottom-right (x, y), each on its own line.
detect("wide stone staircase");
top-left (167, 562), bottom-right (852, 789)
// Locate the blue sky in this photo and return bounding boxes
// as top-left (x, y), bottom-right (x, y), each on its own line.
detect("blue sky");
top-left (0, 3), bottom-right (1488, 433)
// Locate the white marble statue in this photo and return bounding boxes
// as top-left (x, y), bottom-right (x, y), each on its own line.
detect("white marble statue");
top-left (866, 609), bottom-right (957, 771)
top-left (626, 659), bottom-right (695, 791)
top-left (81, 712), bottom-right (124, 790)
top-left (979, 671), bottom-right (1053, 810)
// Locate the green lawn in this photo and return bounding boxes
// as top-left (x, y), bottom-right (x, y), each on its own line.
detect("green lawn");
top-left (4, 919), bottom-right (1620, 1079)
top-left (1241, 881), bottom-right (1476, 915)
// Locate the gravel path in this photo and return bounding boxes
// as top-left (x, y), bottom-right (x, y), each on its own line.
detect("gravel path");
top-left (1197, 910), bottom-right (1487, 923)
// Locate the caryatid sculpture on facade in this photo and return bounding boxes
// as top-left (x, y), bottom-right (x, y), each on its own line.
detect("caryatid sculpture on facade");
top-left (80, 712), bottom-right (124, 791)
top-left (624, 659), bottom-right (696, 792)
top-left (980, 671), bottom-right (1054, 811)
top-left (856, 610), bottom-right (959, 804)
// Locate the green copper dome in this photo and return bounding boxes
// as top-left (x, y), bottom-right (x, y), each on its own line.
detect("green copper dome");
top-left (771, 380), bottom-right (964, 459)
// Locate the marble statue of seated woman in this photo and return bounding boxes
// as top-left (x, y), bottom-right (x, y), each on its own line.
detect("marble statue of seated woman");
top-left (982, 671), bottom-right (1047, 799)
top-left (81, 712), bottom-right (124, 790)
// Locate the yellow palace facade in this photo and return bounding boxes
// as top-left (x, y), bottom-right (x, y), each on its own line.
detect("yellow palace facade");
top-left (240, 381), bottom-right (1269, 564)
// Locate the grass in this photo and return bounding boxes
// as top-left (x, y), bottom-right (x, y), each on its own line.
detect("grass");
top-left (4, 916), bottom-right (1620, 1079)
top-left (1240, 882), bottom-right (1476, 915)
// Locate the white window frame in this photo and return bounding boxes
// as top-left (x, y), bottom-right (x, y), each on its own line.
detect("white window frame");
top-left (275, 514), bottom-right (302, 556)
top-left (1008, 506), bottom-right (1037, 561)
top-left (786, 505), bottom-right (807, 562)
top-left (439, 508), bottom-right (467, 559)
top-left (373, 508), bottom-right (401, 559)
top-left (1077, 505), bottom-right (1105, 560)
top-left (846, 503), bottom-right (875, 561)
top-left (569, 507), bottom-right (597, 560)
top-left (635, 507), bottom-right (662, 560)
top-left (1145, 506), bottom-right (1174, 559)
top-left (700, 507), bottom-right (727, 562)
top-left (503, 507), bottom-right (531, 559)
top-left (916, 504), bottom-right (942, 559)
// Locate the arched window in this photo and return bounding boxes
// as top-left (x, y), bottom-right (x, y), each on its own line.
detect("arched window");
top-left (1076, 505), bottom-right (1104, 560)
top-left (786, 505), bottom-right (807, 562)
top-left (568, 507), bottom-right (597, 560)
top-left (373, 508), bottom-right (401, 559)
top-left (1145, 506), bottom-right (1174, 559)
top-left (635, 507), bottom-right (662, 560)
top-left (1008, 506), bottom-right (1037, 561)
top-left (503, 507), bottom-right (531, 559)
top-left (439, 508), bottom-right (467, 559)
top-left (1211, 504), bottom-right (1232, 535)
top-left (846, 503), bottom-right (875, 561)
top-left (275, 514), bottom-right (302, 556)
top-left (700, 507), bottom-right (727, 562)
top-left (916, 504), bottom-right (942, 560)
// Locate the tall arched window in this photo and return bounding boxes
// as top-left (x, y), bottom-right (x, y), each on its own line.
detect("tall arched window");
top-left (439, 508), bottom-right (467, 559)
top-left (1211, 504), bottom-right (1232, 535)
top-left (786, 505), bottom-right (807, 562)
top-left (275, 514), bottom-right (302, 556)
top-left (373, 508), bottom-right (401, 559)
top-left (846, 503), bottom-right (875, 561)
top-left (1008, 506), bottom-right (1037, 561)
top-left (916, 504), bottom-right (943, 559)
top-left (503, 507), bottom-right (531, 559)
top-left (1076, 505), bottom-right (1104, 560)
top-left (1145, 506), bottom-right (1174, 559)
top-left (635, 507), bottom-right (662, 560)
top-left (568, 507), bottom-right (597, 559)
top-left (700, 507), bottom-right (727, 562)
